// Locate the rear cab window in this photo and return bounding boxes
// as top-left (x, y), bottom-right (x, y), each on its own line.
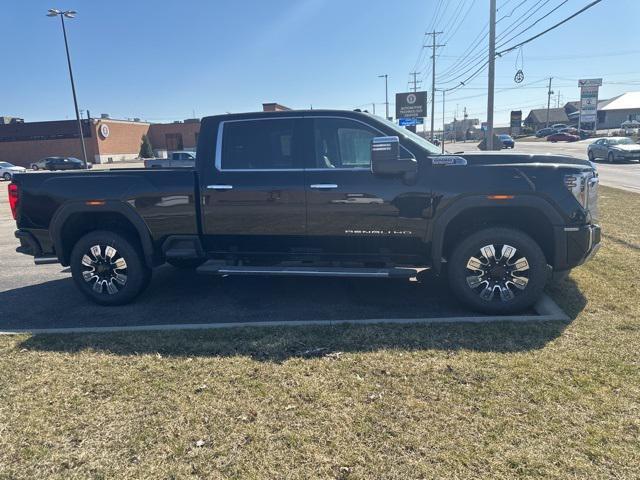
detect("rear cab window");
top-left (219, 119), bottom-right (299, 170)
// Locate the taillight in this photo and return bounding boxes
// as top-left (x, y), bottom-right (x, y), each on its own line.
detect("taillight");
top-left (8, 183), bottom-right (18, 220)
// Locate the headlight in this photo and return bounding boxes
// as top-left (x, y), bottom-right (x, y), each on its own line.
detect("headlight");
top-left (564, 172), bottom-right (589, 208)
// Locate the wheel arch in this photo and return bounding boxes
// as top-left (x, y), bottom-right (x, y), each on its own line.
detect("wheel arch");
top-left (50, 201), bottom-right (156, 267)
top-left (431, 196), bottom-right (564, 273)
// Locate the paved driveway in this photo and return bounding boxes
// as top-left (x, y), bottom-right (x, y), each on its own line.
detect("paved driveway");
top-left (448, 139), bottom-right (640, 194)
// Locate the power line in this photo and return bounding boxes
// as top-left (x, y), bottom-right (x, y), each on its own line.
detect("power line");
top-left (498, 0), bottom-right (603, 55)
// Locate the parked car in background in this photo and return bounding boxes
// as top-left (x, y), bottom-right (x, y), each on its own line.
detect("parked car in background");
top-left (144, 151), bottom-right (196, 169)
top-left (0, 161), bottom-right (26, 181)
top-left (535, 127), bottom-right (555, 138)
top-left (547, 132), bottom-right (580, 142)
top-left (551, 123), bottom-right (569, 132)
top-left (588, 137), bottom-right (640, 163)
top-left (30, 157), bottom-right (90, 171)
top-left (498, 134), bottom-right (515, 148)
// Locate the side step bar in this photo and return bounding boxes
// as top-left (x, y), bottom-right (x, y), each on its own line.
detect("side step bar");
top-left (196, 263), bottom-right (422, 279)
top-left (34, 256), bottom-right (59, 265)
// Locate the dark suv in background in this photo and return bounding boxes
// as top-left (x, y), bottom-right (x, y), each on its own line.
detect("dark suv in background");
top-left (30, 157), bottom-right (90, 171)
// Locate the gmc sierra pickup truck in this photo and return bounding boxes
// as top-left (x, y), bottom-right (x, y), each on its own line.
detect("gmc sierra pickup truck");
top-left (9, 110), bottom-right (601, 313)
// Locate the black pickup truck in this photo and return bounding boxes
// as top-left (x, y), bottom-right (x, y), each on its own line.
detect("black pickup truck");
top-left (9, 110), bottom-right (601, 313)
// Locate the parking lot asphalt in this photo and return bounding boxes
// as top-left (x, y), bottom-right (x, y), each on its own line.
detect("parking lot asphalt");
top-left (448, 139), bottom-right (640, 194)
top-left (0, 193), bottom-right (501, 331)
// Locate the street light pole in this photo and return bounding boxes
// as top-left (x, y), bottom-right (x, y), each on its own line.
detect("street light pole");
top-left (378, 74), bottom-right (389, 120)
top-left (48, 9), bottom-right (89, 169)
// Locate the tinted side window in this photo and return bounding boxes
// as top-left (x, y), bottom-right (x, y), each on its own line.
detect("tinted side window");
top-left (313, 118), bottom-right (377, 169)
top-left (221, 119), bottom-right (296, 170)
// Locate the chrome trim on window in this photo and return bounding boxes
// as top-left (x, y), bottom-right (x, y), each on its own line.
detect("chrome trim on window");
top-left (213, 115), bottom-right (415, 172)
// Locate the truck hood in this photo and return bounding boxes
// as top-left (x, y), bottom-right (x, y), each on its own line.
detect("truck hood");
top-left (449, 152), bottom-right (593, 168)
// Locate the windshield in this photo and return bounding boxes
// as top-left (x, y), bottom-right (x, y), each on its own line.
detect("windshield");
top-left (610, 138), bottom-right (634, 145)
top-left (0, 162), bottom-right (13, 168)
top-left (371, 115), bottom-right (442, 154)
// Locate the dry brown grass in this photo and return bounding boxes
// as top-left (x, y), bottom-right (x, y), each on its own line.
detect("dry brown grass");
top-left (1, 186), bottom-right (639, 479)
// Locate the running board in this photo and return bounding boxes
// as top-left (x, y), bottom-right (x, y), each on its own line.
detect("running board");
top-left (196, 264), bottom-right (421, 279)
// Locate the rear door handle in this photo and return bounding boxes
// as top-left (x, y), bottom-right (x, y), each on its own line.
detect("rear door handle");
top-left (310, 184), bottom-right (338, 189)
top-left (207, 185), bottom-right (233, 190)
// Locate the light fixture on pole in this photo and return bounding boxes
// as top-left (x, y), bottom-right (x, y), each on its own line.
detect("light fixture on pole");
top-left (47, 8), bottom-right (89, 169)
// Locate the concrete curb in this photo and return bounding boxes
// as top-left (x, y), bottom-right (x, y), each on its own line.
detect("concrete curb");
top-left (0, 294), bottom-right (569, 335)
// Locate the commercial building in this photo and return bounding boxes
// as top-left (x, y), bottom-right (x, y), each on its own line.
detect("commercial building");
top-left (596, 91), bottom-right (640, 129)
top-left (523, 108), bottom-right (570, 131)
top-left (0, 116), bottom-right (200, 167)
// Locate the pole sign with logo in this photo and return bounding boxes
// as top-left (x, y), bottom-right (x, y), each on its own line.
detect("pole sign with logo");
top-left (395, 91), bottom-right (427, 120)
top-left (578, 78), bottom-right (602, 131)
top-left (509, 110), bottom-right (522, 135)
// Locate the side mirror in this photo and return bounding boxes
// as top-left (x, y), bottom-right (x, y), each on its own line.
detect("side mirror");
top-left (371, 136), bottom-right (417, 176)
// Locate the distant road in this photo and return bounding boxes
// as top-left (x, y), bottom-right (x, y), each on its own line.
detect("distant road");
top-left (448, 139), bottom-right (640, 194)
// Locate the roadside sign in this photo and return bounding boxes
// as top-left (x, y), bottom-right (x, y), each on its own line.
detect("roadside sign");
top-left (395, 91), bottom-right (427, 119)
top-left (510, 110), bottom-right (522, 135)
top-left (399, 117), bottom-right (424, 126)
top-left (578, 78), bottom-right (603, 87)
top-left (579, 78), bottom-right (602, 128)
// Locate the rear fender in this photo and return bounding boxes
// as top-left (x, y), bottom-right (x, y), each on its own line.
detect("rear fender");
top-left (50, 201), bottom-right (155, 267)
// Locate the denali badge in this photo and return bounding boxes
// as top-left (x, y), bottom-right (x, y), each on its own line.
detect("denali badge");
top-left (345, 229), bottom-right (413, 236)
top-left (431, 156), bottom-right (467, 166)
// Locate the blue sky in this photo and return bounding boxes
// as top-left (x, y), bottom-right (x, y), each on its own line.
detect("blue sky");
top-left (2, 0), bottom-right (639, 126)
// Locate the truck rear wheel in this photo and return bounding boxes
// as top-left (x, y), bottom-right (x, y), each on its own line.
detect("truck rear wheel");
top-left (70, 230), bottom-right (151, 305)
top-left (447, 227), bottom-right (547, 314)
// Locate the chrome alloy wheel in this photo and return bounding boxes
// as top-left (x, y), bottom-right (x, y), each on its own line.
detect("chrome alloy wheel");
top-left (81, 245), bottom-right (128, 295)
top-left (465, 244), bottom-right (530, 302)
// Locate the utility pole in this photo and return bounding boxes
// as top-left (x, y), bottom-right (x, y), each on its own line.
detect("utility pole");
top-left (546, 77), bottom-right (554, 128)
top-left (372, 103), bottom-right (376, 115)
top-left (486, 0), bottom-right (496, 150)
top-left (378, 74), bottom-right (389, 120)
top-left (428, 31), bottom-right (445, 141)
top-left (463, 106), bottom-right (468, 142)
top-left (442, 90), bottom-right (446, 154)
top-left (409, 71), bottom-right (422, 93)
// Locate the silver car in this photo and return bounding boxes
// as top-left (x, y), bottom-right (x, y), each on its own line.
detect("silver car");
top-left (0, 161), bottom-right (26, 181)
top-left (587, 137), bottom-right (640, 163)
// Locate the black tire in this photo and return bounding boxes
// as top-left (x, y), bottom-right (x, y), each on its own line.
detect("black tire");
top-left (588, 150), bottom-right (595, 161)
top-left (2, 172), bottom-right (11, 181)
top-left (608, 152), bottom-right (615, 164)
top-left (32, 165), bottom-right (38, 171)
top-left (166, 258), bottom-right (206, 269)
top-left (447, 227), bottom-right (547, 314)
top-left (70, 230), bottom-right (151, 305)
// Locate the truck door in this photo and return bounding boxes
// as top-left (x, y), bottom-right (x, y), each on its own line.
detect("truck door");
top-left (200, 117), bottom-right (307, 254)
top-left (304, 117), bottom-right (430, 258)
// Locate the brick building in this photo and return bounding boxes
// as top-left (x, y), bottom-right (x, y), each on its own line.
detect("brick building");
top-left (0, 117), bottom-right (201, 167)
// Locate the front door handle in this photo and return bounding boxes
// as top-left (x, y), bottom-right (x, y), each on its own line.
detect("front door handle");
top-left (310, 184), bottom-right (338, 189)
top-left (207, 185), bottom-right (233, 191)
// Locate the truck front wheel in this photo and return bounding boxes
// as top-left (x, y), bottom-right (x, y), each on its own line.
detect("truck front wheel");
top-left (447, 227), bottom-right (547, 314)
top-left (70, 230), bottom-right (151, 305)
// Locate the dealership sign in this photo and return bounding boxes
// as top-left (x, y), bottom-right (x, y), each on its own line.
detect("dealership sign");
top-left (579, 78), bottom-right (602, 126)
top-left (395, 91), bottom-right (427, 119)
